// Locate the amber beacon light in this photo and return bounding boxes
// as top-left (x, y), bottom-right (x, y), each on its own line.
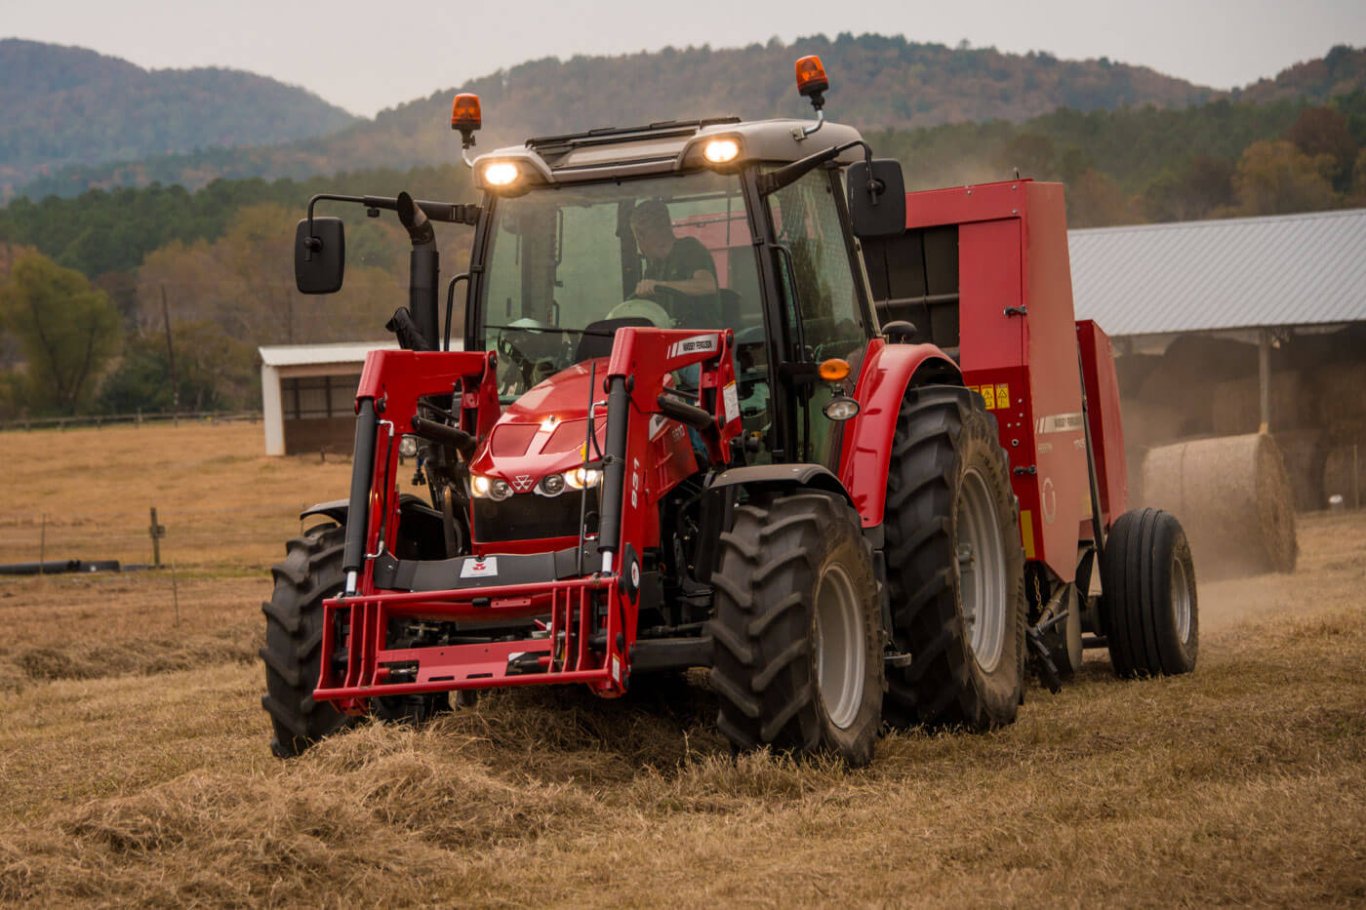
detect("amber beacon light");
top-left (451, 94), bottom-right (482, 144)
top-left (794, 55), bottom-right (829, 100)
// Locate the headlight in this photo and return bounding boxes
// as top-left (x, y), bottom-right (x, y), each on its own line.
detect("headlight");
top-left (564, 466), bottom-right (602, 490)
top-left (539, 472), bottom-right (566, 497)
top-left (399, 435), bottom-right (419, 458)
top-left (482, 161), bottom-right (520, 187)
top-left (822, 396), bottom-right (860, 422)
top-left (703, 138), bottom-right (740, 164)
top-left (470, 474), bottom-right (514, 501)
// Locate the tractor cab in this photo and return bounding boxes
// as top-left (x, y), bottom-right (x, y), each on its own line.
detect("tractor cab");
top-left (465, 113), bottom-right (893, 472)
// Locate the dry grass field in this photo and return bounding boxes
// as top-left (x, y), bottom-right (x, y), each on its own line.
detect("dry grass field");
top-left (0, 423), bottom-right (1362, 908)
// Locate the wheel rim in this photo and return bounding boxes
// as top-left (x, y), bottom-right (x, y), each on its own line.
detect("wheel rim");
top-left (1172, 555), bottom-right (1193, 645)
top-left (957, 467), bottom-right (1008, 673)
top-left (813, 563), bottom-right (865, 730)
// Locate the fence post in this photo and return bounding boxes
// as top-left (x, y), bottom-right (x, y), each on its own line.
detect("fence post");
top-left (149, 507), bottom-right (166, 569)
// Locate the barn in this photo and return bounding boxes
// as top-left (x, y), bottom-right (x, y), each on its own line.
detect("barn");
top-left (1069, 207), bottom-right (1366, 510)
top-left (258, 341), bottom-right (399, 456)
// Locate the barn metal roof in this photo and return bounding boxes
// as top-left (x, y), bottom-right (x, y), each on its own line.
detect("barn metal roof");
top-left (258, 341), bottom-right (400, 368)
top-left (1068, 208), bottom-right (1366, 337)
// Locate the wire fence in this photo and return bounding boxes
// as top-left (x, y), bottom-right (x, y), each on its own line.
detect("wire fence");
top-left (0, 410), bottom-right (262, 433)
top-left (0, 501), bottom-right (324, 573)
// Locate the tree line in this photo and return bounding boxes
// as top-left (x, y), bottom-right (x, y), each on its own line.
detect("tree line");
top-left (0, 95), bottom-right (1363, 420)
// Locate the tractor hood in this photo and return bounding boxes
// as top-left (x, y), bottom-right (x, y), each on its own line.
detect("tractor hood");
top-left (466, 359), bottom-right (608, 489)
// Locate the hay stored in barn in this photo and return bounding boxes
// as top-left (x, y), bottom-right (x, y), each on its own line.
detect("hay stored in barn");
top-left (1141, 433), bottom-right (1297, 577)
top-left (1210, 372), bottom-right (1316, 436)
top-left (1323, 444), bottom-right (1365, 509)
top-left (1316, 362), bottom-right (1366, 433)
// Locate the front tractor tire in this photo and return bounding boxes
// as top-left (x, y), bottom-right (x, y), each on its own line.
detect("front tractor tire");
top-left (260, 524), bottom-right (354, 758)
top-left (882, 386), bottom-right (1027, 730)
top-left (1101, 508), bottom-right (1198, 678)
top-left (709, 492), bottom-right (884, 766)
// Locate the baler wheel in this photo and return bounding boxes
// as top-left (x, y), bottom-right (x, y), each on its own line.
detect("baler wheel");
top-left (260, 524), bottom-right (355, 758)
top-left (1101, 508), bottom-right (1199, 677)
top-left (882, 386), bottom-right (1027, 730)
top-left (709, 491), bottom-right (883, 766)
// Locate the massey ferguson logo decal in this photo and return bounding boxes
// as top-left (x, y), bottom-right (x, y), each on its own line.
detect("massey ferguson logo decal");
top-left (667, 334), bottom-right (719, 359)
top-left (511, 474), bottom-right (535, 492)
top-left (460, 557), bottom-right (499, 578)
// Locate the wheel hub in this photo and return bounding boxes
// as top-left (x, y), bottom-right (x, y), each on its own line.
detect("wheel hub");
top-left (957, 467), bottom-right (1008, 672)
top-left (813, 563), bottom-right (866, 730)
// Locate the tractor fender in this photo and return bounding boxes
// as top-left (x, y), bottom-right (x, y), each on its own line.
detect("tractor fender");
top-left (300, 494), bottom-right (443, 527)
top-left (709, 463), bottom-right (853, 505)
top-left (839, 339), bottom-right (962, 528)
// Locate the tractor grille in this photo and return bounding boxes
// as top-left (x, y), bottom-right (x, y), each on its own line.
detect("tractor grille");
top-left (473, 490), bottom-right (593, 543)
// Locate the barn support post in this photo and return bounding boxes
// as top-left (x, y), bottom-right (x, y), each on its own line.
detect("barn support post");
top-left (1257, 329), bottom-right (1271, 435)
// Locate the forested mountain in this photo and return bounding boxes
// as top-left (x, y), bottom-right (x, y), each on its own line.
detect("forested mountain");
top-left (0, 39), bottom-right (358, 201)
top-left (11, 33), bottom-right (1221, 199)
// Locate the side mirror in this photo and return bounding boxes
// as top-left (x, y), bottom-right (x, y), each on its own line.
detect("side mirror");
top-left (295, 217), bottom-right (345, 294)
top-left (847, 160), bottom-right (906, 239)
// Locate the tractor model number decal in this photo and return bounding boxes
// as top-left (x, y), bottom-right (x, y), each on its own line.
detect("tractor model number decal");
top-left (1036, 412), bottom-right (1085, 434)
top-left (460, 557), bottom-right (499, 578)
top-left (968, 383), bottom-right (1010, 411)
top-left (631, 458), bottom-right (641, 508)
top-left (667, 334), bottom-right (719, 359)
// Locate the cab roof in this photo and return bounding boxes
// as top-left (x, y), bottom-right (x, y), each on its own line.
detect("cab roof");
top-left (472, 117), bottom-right (866, 188)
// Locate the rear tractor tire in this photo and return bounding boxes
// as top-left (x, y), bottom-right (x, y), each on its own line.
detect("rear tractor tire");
top-left (882, 386), bottom-right (1027, 730)
top-left (1101, 508), bottom-right (1198, 677)
top-left (709, 492), bottom-right (883, 766)
top-left (260, 524), bottom-right (355, 758)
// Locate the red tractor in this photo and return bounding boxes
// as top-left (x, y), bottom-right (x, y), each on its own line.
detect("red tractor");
top-left (263, 58), bottom-right (1198, 765)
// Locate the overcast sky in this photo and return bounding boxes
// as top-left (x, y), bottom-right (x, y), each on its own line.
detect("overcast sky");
top-left (4, 0), bottom-right (1364, 117)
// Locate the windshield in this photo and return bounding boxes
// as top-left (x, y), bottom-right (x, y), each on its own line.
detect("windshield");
top-left (479, 171), bottom-right (762, 399)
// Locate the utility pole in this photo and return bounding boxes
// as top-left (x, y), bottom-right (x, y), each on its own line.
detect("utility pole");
top-left (161, 285), bottom-right (180, 421)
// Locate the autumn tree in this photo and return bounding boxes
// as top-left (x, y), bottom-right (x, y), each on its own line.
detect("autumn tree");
top-left (1142, 156), bottom-right (1236, 222)
top-left (1233, 140), bottom-right (1338, 215)
top-left (1286, 106), bottom-right (1357, 190)
top-left (0, 252), bottom-right (121, 414)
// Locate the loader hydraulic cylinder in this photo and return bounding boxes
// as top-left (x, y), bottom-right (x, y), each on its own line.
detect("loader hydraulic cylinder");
top-left (343, 398), bottom-right (379, 592)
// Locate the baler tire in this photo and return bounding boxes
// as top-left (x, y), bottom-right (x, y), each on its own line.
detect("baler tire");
top-left (1101, 508), bottom-right (1198, 678)
top-left (260, 523), bottom-right (355, 758)
top-left (881, 385), bottom-right (1027, 730)
top-left (708, 491), bottom-right (883, 766)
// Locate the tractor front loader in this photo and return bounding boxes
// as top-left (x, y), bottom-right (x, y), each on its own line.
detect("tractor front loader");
top-left (263, 57), bottom-right (1197, 766)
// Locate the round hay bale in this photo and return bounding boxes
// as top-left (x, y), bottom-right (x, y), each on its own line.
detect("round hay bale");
top-left (1140, 434), bottom-right (1297, 578)
top-left (1323, 444), bottom-right (1366, 509)
top-left (1210, 372), bottom-right (1314, 436)
top-left (1272, 429), bottom-right (1327, 512)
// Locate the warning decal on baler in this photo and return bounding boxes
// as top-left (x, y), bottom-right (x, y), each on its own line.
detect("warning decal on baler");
top-left (968, 383), bottom-right (1010, 411)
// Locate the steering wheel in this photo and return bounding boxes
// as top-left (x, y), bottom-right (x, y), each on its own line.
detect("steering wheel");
top-left (607, 297), bottom-right (671, 327)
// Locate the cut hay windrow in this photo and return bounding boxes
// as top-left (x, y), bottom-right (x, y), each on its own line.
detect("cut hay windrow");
top-left (1141, 433), bottom-right (1297, 578)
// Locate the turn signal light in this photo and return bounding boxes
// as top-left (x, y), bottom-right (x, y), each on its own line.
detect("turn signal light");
top-left (451, 93), bottom-right (482, 132)
top-left (795, 55), bottom-right (829, 98)
top-left (819, 358), bottom-right (851, 382)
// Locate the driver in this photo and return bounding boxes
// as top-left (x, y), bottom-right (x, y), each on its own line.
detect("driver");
top-left (628, 200), bottom-right (721, 328)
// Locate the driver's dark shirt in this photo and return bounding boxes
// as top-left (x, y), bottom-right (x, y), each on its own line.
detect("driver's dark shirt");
top-left (644, 236), bottom-right (721, 329)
